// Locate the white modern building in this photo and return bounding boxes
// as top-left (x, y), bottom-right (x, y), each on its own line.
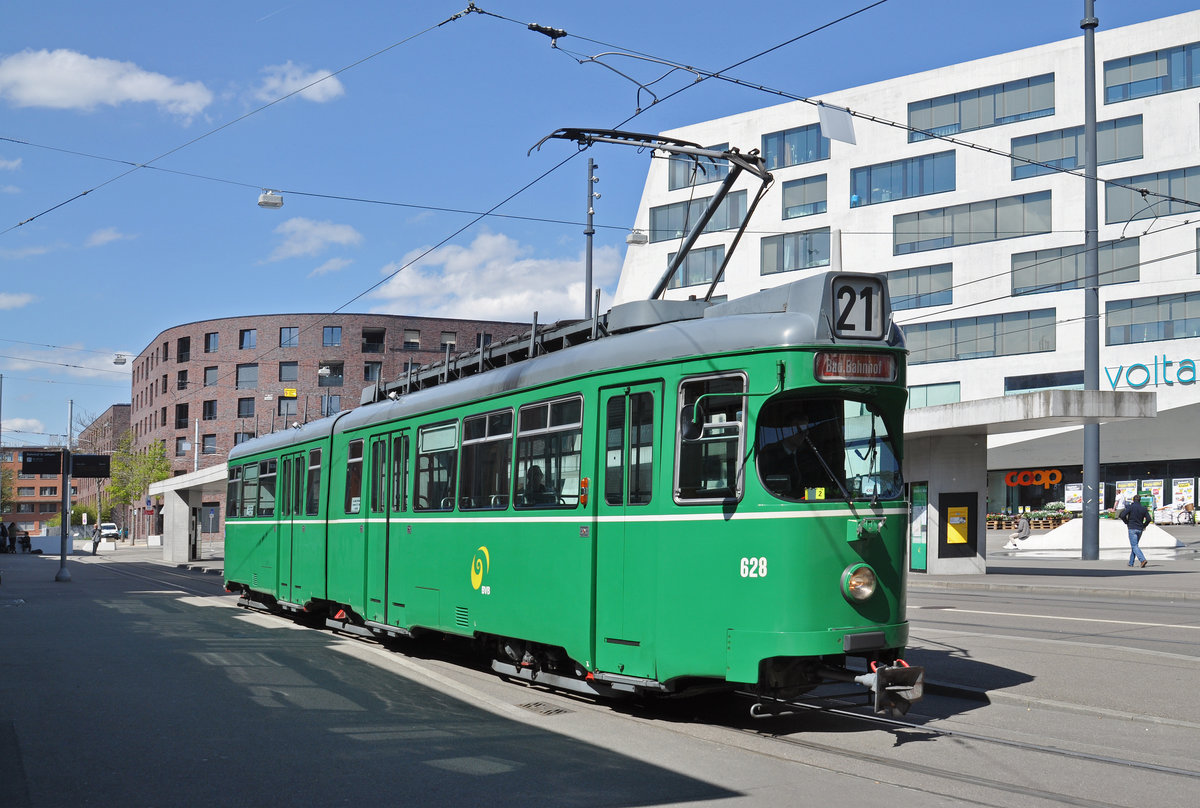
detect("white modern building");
top-left (617, 10), bottom-right (1200, 515)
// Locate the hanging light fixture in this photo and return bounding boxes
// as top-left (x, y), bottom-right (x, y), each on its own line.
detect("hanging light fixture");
top-left (258, 190), bottom-right (284, 209)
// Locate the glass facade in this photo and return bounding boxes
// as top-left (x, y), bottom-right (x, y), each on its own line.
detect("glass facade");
top-left (851, 151), bottom-right (955, 207)
top-left (1104, 40), bottom-right (1200, 103)
top-left (761, 123), bottom-right (829, 171)
top-left (760, 227), bottom-right (831, 276)
top-left (905, 309), bottom-right (1056, 364)
top-left (649, 191), bottom-right (747, 243)
top-left (1011, 238), bottom-right (1140, 296)
top-left (668, 144), bottom-right (729, 190)
top-left (1106, 292), bottom-right (1200, 346)
top-left (908, 74), bottom-right (1054, 141)
top-left (894, 191), bottom-right (1051, 255)
top-left (886, 263), bottom-right (952, 311)
top-left (781, 175), bottom-right (827, 219)
top-left (1105, 165), bottom-right (1200, 224)
top-left (667, 245), bottom-right (725, 289)
top-left (1011, 116), bottom-right (1142, 179)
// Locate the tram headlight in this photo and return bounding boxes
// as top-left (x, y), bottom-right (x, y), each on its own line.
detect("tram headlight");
top-left (841, 563), bottom-right (877, 602)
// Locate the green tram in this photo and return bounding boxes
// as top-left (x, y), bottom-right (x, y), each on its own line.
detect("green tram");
top-left (224, 271), bottom-right (923, 712)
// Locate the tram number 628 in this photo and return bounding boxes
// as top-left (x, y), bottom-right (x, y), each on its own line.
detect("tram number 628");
top-left (739, 557), bottom-right (768, 578)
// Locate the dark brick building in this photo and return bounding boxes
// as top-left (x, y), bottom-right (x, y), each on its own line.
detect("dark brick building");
top-left (130, 313), bottom-right (528, 479)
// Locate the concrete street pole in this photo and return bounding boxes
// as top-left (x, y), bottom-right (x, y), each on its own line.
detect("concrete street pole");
top-left (1081, 1), bottom-right (1101, 560)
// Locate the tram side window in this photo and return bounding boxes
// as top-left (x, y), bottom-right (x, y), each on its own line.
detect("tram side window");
top-left (344, 440), bottom-right (364, 514)
top-left (226, 465), bottom-right (243, 519)
top-left (460, 410), bottom-right (513, 510)
top-left (370, 440), bottom-right (387, 513)
top-left (676, 374), bottom-right (746, 502)
top-left (292, 456), bottom-right (305, 516)
top-left (603, 392), bottom-right (654, 506)
top-left (280, 458), bottom-right (292, 516)
top-left (392, 435), bottom-right (408, 512)
top-left (306, 448), bottom-right (322, 516)
top-left (515, 396), bottom-right (583, 509)
top-left (258, 459), bottom-right (277, 517)
top-left (241, 462), bottom-right (260, 517)
top-left (416, 423), bottom-right (458, 511)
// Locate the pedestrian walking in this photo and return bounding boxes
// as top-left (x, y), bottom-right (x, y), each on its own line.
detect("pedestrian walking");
top-left (91, 525), bottom-right (100, 556)
top-left (1119, 495), bottom-right (1153, 568)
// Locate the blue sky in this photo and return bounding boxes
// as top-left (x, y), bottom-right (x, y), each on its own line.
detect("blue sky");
top-left (1, 0), bottom-right (1196, 444)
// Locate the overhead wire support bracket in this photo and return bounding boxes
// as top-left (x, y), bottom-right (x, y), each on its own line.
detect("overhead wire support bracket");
top-left (532, 128), bottom-right (772, 301)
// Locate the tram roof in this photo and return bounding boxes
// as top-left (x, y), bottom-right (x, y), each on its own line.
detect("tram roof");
top-left (229, 272), bottom-right (903, 460)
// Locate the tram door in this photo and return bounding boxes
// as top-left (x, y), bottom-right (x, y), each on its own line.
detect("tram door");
top-left (278, 451), bottom-right (305, 600)
top-left (364, 431), bottom-right (408, 625)
top-left (595, 382), bottom-right (662, 679)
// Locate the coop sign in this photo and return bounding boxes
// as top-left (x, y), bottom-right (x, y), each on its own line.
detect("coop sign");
top-left (1005, 469), bottom-right (1063, 488)
top-left (1105, 354), bottom-right (1197, 390)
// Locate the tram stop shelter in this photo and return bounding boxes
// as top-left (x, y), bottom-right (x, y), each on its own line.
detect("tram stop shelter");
top-left (148, 464), bottom-right (228, 564)
top-left (903, 389), bottom-right (1156, 575)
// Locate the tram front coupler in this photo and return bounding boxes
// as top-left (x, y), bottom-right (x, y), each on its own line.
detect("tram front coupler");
top-left (853, 660), bottom-right (924, 715)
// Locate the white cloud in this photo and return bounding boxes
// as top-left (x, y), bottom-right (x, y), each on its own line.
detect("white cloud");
top-left (266, 217), bottom-right (362, 262)
top-left (308, 257), bottom-right (352, 278)
top-left (0, 156), bottom-right (20, 170)
top-left (0, 49), bottom-right (212, 118)
top-left (370, 231), bottom-right (623, 322)
top-left (0, 292), bottom-right (34, 310)
top-left (1, 416), bottom-right (45, 437)
top-left (84, 227), bottom-right (134, 248)
top-left (0, 184), bottom-right (18, 194)
top-left (254, 61), bottom-right (344, 103)
top-left (0, 244), bottom-right (56, 259)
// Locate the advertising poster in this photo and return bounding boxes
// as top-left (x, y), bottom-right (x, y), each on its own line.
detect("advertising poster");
top-left (1064, 483), bottom-right (1083, 512)
top-left (1172, 478), bottom-right (1195, 508)
top-left (1141, 479), bottom-right (1164, 510)
top-left (1115, 480), bottom-right (1138, 508)
top-left (910, 483), bottom-right (928, 573)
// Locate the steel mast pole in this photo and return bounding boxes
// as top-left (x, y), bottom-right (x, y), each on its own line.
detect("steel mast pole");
top-left (55, 400), bottom-right (73, 582)
top-left (585, 159), bottom-right (598, 320)
top-left (1081, 0), bottom-right (1101, 560)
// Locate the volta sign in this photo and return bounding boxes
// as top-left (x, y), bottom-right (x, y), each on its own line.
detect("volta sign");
top-left (1005, 469), bottom-right (1063, 488)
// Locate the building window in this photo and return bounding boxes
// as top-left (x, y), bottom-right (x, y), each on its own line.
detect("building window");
top-left (905, 308), bottom-right (1056, 364)
top-left (278, 398), bottom-right (298, 417)
top-left (204, 332), bottom-right (218, 352)
top-left (667, 245), bottom-right (725, 289)
top-left (40, 486), bottom-right (57, 497)
top-left (893, 191), bottom-right (1051, 255)
top-left (279, 361), bottom-right (298, 382)
top-left (668, 144), bottom-right (729, 190)
top-left (279, 327), bottom-right (299, 348)
top-left (204, 366), bottom-right (218, 386)
top-left (649, 191), bottom-right (746, 243)
top-left (886, 263), bottom-right (952, 311)
top-left (476, 332), bottom-right (492, 348)
top-left (1104, 41), bottom-right (1200, 103)
top-left (161, 374), bottom-right (168, 394)
top-left (364, 361), bottom-right (382, 382)
top-left (440, 332), bottom-right (456, 351)
top-left (907, 382), bottom-right (961, 408)
top-left (1105, 165), bottom-right (1200, 225)
top-left (323, 326), bottom-right (341, 347)
top-left (1004, 371), bottom-right (1084, 394)
top-left (202, 400), bottom-right (217, 421)
top-left (237, 397), bottom-right (255, 418)
top-left (239, 329), bottom-right (256, 350)
top-left (318, 362), bottom-right (343, 387)
top-left (1106, 292), bottom-right (1200, 346)
top-left (175, 437), bottom-right (188, 457)
top-left (175, 403), bottom-right (189, 429)
top-left (362, 327), bottom-right (385, 354)
top-left (1012, 238), bottom-right (1139, 296)
top-left (202, 434), bottom-right (217, 455)
top-left (234, 432), bottom-right (255, 446)
top-left (851, 151), bottom-right (955, 207)
top-left (761, 123), bottom-right (829, 171)
top-left (908, 73), bottom-right (1054, 142)
top-left (321, 395), bottom-right (341, 416)
top-left (176, 336), bottom-right (190, 362)
top-left (1011, 116), bottom-right (1142, 179)
top-left (17, 487), bottom-right (34, 497)
top-left (760, 227), bottom-right (831, 276)
top-left (403, 329), bottom-right (420, 350)
top-left (235, 363), bottom-right (258, 390)
top-left (781, 175), bottom-right (828, 218)
top-left (176, 369), bottom-right (188, 391)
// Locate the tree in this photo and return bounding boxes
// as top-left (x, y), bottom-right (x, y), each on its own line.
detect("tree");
top-left (0, 466), bottom-right (13, 514)
top-left (108, 432), bottom-right (171, 515)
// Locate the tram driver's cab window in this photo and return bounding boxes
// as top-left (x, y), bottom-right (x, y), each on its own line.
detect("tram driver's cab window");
top-left (756, 397), bottom-right (902, 502)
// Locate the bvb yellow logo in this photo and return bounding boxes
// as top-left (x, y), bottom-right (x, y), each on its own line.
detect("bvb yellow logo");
top-left (470, 546), bottom-right (490, 591)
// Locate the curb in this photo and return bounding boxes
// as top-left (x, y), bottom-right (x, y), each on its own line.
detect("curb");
top-left (909, 579), bottom-right (1200, 601)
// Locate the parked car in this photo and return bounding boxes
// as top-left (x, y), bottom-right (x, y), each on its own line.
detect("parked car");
top-left (99, 522), bottom-right (120, 539)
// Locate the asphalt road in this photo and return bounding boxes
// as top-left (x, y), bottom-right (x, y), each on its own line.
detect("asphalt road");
top-left (2, 542), bottom-right (1199, 807)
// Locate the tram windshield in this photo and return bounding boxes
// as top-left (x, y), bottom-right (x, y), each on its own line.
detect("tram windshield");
top-left (756, 397), bottom-right (902, 503)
